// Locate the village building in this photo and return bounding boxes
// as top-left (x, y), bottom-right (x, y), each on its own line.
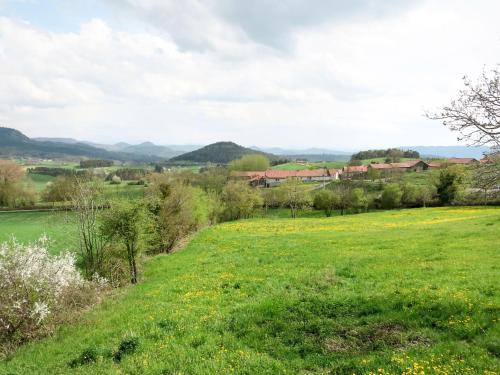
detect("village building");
top-left (341, 165), bottom-right (368, 179)
top-left (446, 157), bottom-right (479, 165)
top-left (233, 168), bottom-right (340, 187)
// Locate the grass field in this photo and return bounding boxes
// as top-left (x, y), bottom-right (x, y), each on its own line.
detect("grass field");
top-left (0, 211), bottom-right (76, 254)
top-left (1, 207), bottom-right (498, 374)
top-left (28, 173), bottom-right (54, 192)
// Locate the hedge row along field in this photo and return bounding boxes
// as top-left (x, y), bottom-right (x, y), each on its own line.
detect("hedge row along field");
top-left (1, 207), bottom-right (499, 374)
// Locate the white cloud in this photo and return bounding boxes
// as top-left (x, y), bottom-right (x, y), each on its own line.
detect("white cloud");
top-left (0, 0), bottom-right (499, 149)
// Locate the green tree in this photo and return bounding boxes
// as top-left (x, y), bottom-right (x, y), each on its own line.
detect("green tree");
top-left (435, 166), bottom-right (464, 205)
top-left (401, 183), bottom-right (419, 207)
top-left (313, 189), bottom-right (337, 217)
top-left (42, 176), bottom-right (78, 202)
top-left (220, 181), bottom-right (263, 221)
top-left (100, 200), bottom-right (145, 284)
top-left (146, 182), bottom-right (208, 253)
top-left (381, 183), bottom-right (403, 209)
top-left (367, 168), bottom-right (382, 181)
top-left (349, 188), bottom-right (368, 213)
top-left (229, 154), bottom-right (270, 171)
top-left (277, 178), bottom-right (312, 218)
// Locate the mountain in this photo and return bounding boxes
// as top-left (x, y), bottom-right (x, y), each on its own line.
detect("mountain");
top-left (251, 146), bottom-right (352, 156)
top-left (169, 141), bottom-right (274, 164)
top-left (119, 142), bottom-right (182, 159)
top-left (401, 146), bottom-right (491, 159)
top-left (0, 127), bottom-right (157, 162)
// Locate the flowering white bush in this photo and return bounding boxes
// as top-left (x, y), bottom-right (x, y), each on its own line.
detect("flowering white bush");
top-left (0, 236), bottom-right (105, 350)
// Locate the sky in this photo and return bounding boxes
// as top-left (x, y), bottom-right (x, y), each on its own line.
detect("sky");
top-left (0, 0), bottom-right (499, 150)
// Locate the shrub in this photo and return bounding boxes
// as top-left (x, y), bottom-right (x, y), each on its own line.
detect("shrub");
top-left (313, 189), bottom-right (337, 217)
top-left (381, 183), bottom-right (402, 209)
top-left (113, 336), bottom-right (139, 362)
top-left (110, 175), bottom-right (122, 185)
top-left (435, 166), bottom-right (464, 205)
top-left (276, 178), bottom-right (312, 218)
top-left (229, 154), bottom-right (270, 171)
top-left (220, 181), bottom-right (263, 221)
top-left (349, 188), bottom-right (368, 213)
top-left (0, 237), bottom-right (106, 354)
top-left (146, 183), bottom-right (210, 253)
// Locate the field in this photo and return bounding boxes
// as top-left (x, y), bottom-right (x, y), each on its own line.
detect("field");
top-left (1, 207), bottom-right (499, 374)
top-left (0, 211), bottom-right (76, 254)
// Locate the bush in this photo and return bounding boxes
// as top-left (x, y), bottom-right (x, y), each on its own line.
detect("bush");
top-left (146, 182), bottom-right (210, 253)
top-left (381, 183), bottom-right (402, 209)
top-left (113, 336), bottom-right (139, 362)
top-left (229, 154), bottom-right (270, 171)
top-left (313, 189), bottom-right (337, 217)
top-left (0, 237), bottom-right (106, 355)
top-left (219, 181), bottom-right (263, 221)
top-left (349, 188), bottom-right (368, 213)
top-left (110, 175), bottom-right (122, 185)
top-left (42, 175), bottom-right (78, 202)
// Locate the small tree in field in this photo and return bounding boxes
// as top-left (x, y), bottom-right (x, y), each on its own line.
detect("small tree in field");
top-left (382, 183), bottom-right (403, 209)
top-left (72, 177), bottom-right (106, 279)
top-left (220, 181), bottom-right (263, 221)
top-left (349, 188), bottom-right (368, 213)
top-left (435, 166), bottom-right (464, 205)
top-left (100, 200), bottom-right (145, 284)
top-left (313, 189), bottom-right (337, 217)
top-left (229, 154), bottom-right (270, 171)
top-left (277, 178), bottom-right (312, 218)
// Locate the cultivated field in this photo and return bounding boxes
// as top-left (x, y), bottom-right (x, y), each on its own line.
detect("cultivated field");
top-left (1, 207), bottom-right (498, 374)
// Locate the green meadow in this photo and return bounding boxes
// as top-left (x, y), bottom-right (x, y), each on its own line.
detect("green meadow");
top-left (0, 211), bottom-right (76, 254)
top-left (1, 207), bottom-right (499, 374)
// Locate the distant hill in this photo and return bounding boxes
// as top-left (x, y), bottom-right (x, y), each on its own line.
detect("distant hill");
top-left (401, 146), bottom-right (490, 159)
top-left (118, 142), bottom-right (181, 159)
top-left (251, 146), bottom-right (352, 156)
top-left (170, 141), bottom-right (274, 164)
top-left (1, 127), bottom-right (156, 162)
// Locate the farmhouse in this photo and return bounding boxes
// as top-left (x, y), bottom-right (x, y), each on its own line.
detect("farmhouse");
top-left (341, 165), bottom-right (368, 179)
top-left (233, 168), bottom-right (340, 187)
top-left (446, 157), bottom-right (478, 165)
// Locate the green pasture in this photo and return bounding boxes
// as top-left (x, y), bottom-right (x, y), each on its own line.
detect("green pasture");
top-left (0, 211), bottom-right (76, 254)
top-left (272, 161), bottom-right (346, 171)
top-left (1, 207), bottom-right (499, 374)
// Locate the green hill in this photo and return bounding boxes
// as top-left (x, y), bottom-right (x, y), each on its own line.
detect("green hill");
top-left (169, 141), bottom-right (273, 164)
top-left (0, 127), bottom-right (157, 162)
top-left (2, 207), bottom-right (499, 374)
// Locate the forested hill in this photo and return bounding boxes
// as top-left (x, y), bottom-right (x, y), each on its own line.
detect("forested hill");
top-left (169, 141), bottom-right (274, 163)
top-left (0, 127), bottom-right (157, 162)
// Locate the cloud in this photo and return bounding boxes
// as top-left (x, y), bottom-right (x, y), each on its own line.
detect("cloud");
top-left (0, 0), bottom-right (499, 149)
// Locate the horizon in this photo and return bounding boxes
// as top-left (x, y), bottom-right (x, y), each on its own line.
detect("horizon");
top-left (1, 1), bottom-right (499, 149)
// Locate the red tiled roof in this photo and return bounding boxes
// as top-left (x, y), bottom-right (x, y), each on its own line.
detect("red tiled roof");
top-left (369, 163), bottom-right (393, 169)
top-left (343, 165), bottom-right (368, 173)
top-left (428, 162), bottom-right (441, 168)
top-left (295, 168), bottom-right (328, 177)
top-left (264, 170), bottom-right (296, 179)
top-left (327, 168), bottom-right (341, 176)
top-left (447, 158), bottom-right (478, 164)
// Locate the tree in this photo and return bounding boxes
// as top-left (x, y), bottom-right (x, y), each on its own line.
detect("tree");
top-left (42, 176), bottom-right (78, 202)
top-left (367, 167), bottom-right (382, 182)
top-left (71, 177), bottom-right (106, 278)
top-left (219, 181), bottom-right (263, 221)
top-left (146, 182), bottom-right (208, 253)
top-left (100, 200), bottom-right (144, 284)
top-left (229, 154), bottom-right (270, 171)
top-left (472, 157), bottom-right (500, 204)
top-left (349, 188), bottom-right (368, 213)
top-left (381, 183), bottom-right (403, 209)
top-left (313, 189), bottom-right (337, 217)
top-left (277, 178), bottom-right (312, 218)
top-left (427, 67), bottom-right (500, 147)
top-left (435, 166), bottom-right (464, 205)
top-left (416, 185), bottom-right (436, 208)
top-left (330, 181), bottom-right (353, 215)
top-left (261, 187), bottom-right (283, 212)
top-left (401, 183), bottom-right (419, 207)
top-left (0, 160), bottom-right (35, 208)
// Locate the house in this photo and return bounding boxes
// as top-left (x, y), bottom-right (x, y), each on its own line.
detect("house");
top-left (389, 160), bottom-right (429, 172)
top-left (341, 165), bottom-right (368, 179)
top-left (427, 162), bottom-right (441, 169)
top-left (446, 158), bottom-right (478, 165)
top-left (233, 168), bottom-right (340, 187)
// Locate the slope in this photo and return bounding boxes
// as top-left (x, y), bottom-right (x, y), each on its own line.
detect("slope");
top-left (1, 207), bottom-right (499, 374)
top-left (0, 127), bottom-right (156, 162)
